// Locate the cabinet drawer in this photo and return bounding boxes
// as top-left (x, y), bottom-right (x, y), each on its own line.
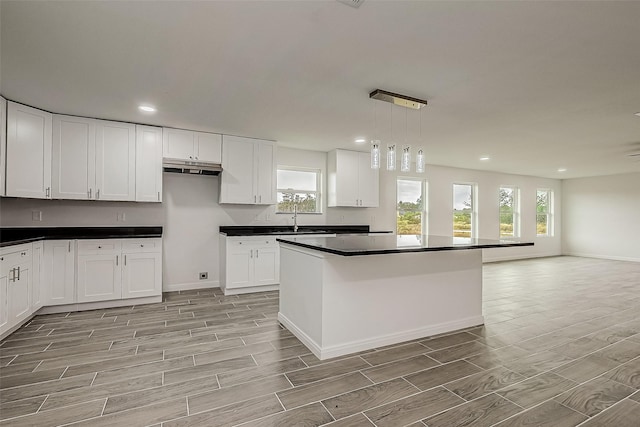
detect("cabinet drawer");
top-left (77, 240), bottom-right (121, 254)
top-left (122, 239), bottom-right (162, 253)
top-left (228, 237), bottom-right (276, 248)
top-left (1, 245), bottom-right (32, 276)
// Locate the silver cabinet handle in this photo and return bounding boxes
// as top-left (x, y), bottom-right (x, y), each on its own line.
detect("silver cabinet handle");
top-left (189, 156), bottom-right (193, 159)
top-left (259, 195), bottom-right (262, 203)
top-left (89, 188), bottom-right (92, 199)
top-left (254, 195), bottom-right (257, 203)
top-left (98, 246), bottom-right (102, 249)
top-left (116, 255), bottom-right (119, 266)
top-left (157, 192), bottom-right (160, 201)
top-left (9, 268), bottom-right (15, 282)
top-left (68, 241), bottom-right (71, 252)
top-left (96, 189), bottom-right (100, 199)
top-left (256, 249), bottom-right (259, 258)
top-left (16, 267), bottom-right (20, 281)
top-left (124, 255), bottom-right (127, 266)
top-left (250, 249), bottom-right (253, 259)
top-left (46, 187), bottom-right (50, 197)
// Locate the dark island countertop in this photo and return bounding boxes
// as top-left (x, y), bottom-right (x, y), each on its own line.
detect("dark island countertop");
top-left (220, 225), bottom-right (392, 236)
top-left (277, 234), bottom-right (534, 256)
top-left (0, 226), bottom-right (163, 248)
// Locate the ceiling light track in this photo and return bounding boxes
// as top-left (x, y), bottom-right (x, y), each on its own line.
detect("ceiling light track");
top-left (369, 89), bottom-right (427, 110)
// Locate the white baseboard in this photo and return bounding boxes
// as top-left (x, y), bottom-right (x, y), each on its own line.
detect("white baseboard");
top-left (278, 312), bottom-right (484, 360)
top-left (562, 252), bottom-right (640, 263)
top-left (278, 312), bottom-right (322, 358)
top-left (36, 295), bottom-right (163, 315)
top-left (163, 280), bottom-right (219, 292)
top-left (224, 284), bottom-right (279, 296)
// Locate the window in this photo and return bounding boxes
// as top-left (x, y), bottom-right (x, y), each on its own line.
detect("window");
top-left (276, 168), bottom-right (321, 213)
top-left (453, 184), bottom-right (474, 238)
top-left (499, 186), bottom-right (520, 238)
top-left (536, 189), bottom-right (553, 236)
top-left (397, 178), bottom-right (427, 235)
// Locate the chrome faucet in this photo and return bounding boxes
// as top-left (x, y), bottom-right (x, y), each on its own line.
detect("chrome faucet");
top-left (292, 204), bottom-right (299, 233)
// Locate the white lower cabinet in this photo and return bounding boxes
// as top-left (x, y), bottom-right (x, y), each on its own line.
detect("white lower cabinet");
top-left (220, 236), bottom-right (279, 294)
top-left (0, 243), bottom-right (33, 337)
top-left (76, 239), bottom-right (162, 303)
top-left (77, 253), bottom-right (122, 303)
top-left (44, 240), bottom-right (76, 306)
top-left (31, 241), bottom-right (44, 312)
top-left (121, 240), bottom-right (162, 299)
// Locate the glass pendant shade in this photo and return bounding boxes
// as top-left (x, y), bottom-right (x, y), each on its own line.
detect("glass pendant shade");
top-left (371, 140), bottom-right (380, 169)
top-left (416, 148), bottom-right (425, 173)
top-left (401, 146), bottom-right (411, 172)
top-left (387, 144), bottom-right (396, 171)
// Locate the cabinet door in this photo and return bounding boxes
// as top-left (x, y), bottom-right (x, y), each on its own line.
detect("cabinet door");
top-left (357, 152), bottom-right (379, 207)
top-left (135, 125), bottom-right (163, 202)
top-left (194, 132), bottom-right (222, 163)
top-left (253, 242), bottom-right (279, 286)
top-left (0, 96), bottom-right (6, 196)
top-left (9, 263), bottom-right (31, 326)
top-left (52, 115), bottom-right (95, 200)
top-left (334, 150), bottom-right (359, 207)
top-left (5, 102), bottom-right (52, 199)
top-left (32, 242), bottom-right (43, 312)
top-left (220, 135), bottom-right (256, 204)
top-left (0, 274), bottom-right (8, 334)
top-left (162, 128), bottom-right (195, 160)
top-left (95, 120), bottom-right (136, 201)
top-left (44, 240), bottom-right (76, 306)
top-left (122, 252), bottom-right (161, 298)
top-left (256, 141), bottom-right (276, 205)
top-left (77, 254), bottom-right (121, 303)
top-left (226, 242), bottom-right (253, 289)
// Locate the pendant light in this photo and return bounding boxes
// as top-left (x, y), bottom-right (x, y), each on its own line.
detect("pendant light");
top-left (387, 103), bottom-right (396, 170)
top-left (400, 109), bottom-right (410, 172)
top-left (370, 100), bottom-right (380, 169)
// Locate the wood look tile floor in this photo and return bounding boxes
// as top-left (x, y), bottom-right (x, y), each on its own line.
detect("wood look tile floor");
top-left (1, 256), bottom-right (639, 426)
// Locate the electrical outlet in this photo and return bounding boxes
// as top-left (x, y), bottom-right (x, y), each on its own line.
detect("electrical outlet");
top-left (32, 211), bottom-right (42, 221)
top-left (117, 212), bottom-right (126, 222)
top-left (199, 272), bottom-right (208, 280)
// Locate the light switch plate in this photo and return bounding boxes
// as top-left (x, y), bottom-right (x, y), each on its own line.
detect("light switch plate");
top-left (32, 211), bottom-right (42, 221)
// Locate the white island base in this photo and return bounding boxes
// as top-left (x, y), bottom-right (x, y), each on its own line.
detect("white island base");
top-left (278, 244), bottom-right (484, 360)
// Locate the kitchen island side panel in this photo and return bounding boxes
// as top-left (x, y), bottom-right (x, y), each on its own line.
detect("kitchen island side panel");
top-left (278, 244), bottom-right (484, 360)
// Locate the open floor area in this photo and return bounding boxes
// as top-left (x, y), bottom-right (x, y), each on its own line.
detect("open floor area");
top-left (1, 256), bottom-right (639, 426)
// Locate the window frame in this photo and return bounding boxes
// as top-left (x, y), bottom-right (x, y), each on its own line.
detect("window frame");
top-left (396, 177), bottom-right (428, 236)
top-left (499, 186), bottom-right (520, 239)
top-left (275, 166), bottom-right (322, 214)
top-left (453, 182), bottom-right (477, 239)
top-left (536, 188), bottom-right (553, 237)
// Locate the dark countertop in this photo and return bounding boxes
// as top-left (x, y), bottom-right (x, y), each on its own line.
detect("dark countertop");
top-left (0, 226), bottom-right (163, 248)
top-left (220, 225), bottom-right (392, 236)
top-left (277, 234), bottom-right (534, 256)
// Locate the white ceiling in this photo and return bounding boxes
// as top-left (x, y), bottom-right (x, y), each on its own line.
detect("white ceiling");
top-left (2, 1), bottom-right (639, 179)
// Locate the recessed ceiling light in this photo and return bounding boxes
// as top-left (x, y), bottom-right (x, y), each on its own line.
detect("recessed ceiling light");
top-left (479, 156), bottom-right (490, 161)
top-left (354, 138), bottom-right (367, 145)
top-left (557, 168), bottom-right (567, 172)
top-left (635, 112), bottom-right (640, 117)
top-left (138, 105), bottom-right (156, 113)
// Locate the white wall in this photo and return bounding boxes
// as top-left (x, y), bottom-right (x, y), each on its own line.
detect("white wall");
top-left (562, 172), bottom-right (640, 262)
top-left (326, 162), bottom-right (562, 262)
top-left (0, 198), bottom-right (163, 226)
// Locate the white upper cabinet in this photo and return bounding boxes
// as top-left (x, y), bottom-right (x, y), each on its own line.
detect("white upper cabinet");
top-left (162, 128), bottom-right (221, 162)
top-left (328, 149), bottom-right (379, 207)
top-left (5, 102), bottom-right (52, 199)
top-left (0, 96), bottom-right (6, 196)
top-left (52, 115), bottom-right (95, 200)
top-left (219, 135), bottom-right (276, 205)
top-left (95, 120), bottom-right (136, 201)
top-left (194, 132), bottom-right (222, 163)
top-left (135, 125), bottom-right (162, 202)
top-left (52, 115), bottom-right (135, 201)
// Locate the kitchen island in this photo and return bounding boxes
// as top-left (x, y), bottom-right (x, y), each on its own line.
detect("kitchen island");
top-left (276, 234), bottom-right (533, 360)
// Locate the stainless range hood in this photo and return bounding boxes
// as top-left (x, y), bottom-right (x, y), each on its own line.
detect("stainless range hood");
top-left (162, 158), bottom-right (223, 176)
